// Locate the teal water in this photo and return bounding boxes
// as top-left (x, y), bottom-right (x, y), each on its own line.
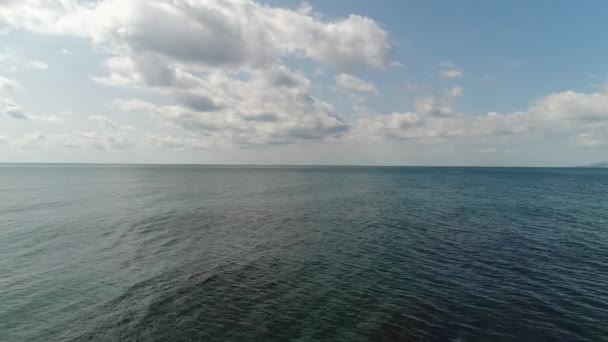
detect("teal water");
top-left (1, 165), bottom-right (608, 341)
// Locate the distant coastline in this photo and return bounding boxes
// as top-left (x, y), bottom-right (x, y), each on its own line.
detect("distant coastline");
top-left (582, 162), bottom-right (608, 168)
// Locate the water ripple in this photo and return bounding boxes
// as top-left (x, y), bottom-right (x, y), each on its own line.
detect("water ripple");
top-left (1, 166), bottom-right (607, 341)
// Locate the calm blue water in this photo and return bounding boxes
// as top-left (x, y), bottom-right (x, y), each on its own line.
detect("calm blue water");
top-left (1, 165), bottom-right (608, 341)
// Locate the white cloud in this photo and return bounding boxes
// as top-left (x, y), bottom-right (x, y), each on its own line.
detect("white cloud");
top-left (0, 0), bottom-right (393, 71)
top-left (335, 73), bottom-right (377, 93)
top-left (106, 63), bottom-right (350, 146)
top-left (1, 98), bottom-right (72, 122)
top-left (113, 99), bottom-right (156, 112)
top-left (439, 69), bottom-right (464, 78)
top-left (10, 86), bottom-right (608, 152)
top-left (1, 97), bottom-right (30, 119)
top-left (529, 90), bottom-right (608, 123)
top-left (415, 87), bottom-right (463, 117)
top-left (61, 48), bottom-right (71, 55)
top-left (0, 0), bottom-right (394, 147)
top-left (0, 76), bottom-right (23, 91)
top-left (355, 86), bottom-right (608, 142)
top-left (58, 131), bottom-right (134, 149)
top-left (141, 134), bottom-right (214, 150)
top-left (10, 131), bottom-right (215, 150)
top-left (354, 112), bottom-right (421, 139)
top-left (138, 71), bottom-right (349, 146)
top-left (2, 0), bottom-right (607, 157)
top-left (13, 131), bottom-right (134, 150)
top-left (354, 110), bottom-right (528, 141)
top-left (573, 128), bottom-right (608, 148)
top-left (438, 61), bottom-right (463, 78)
top-left (90, 115), bottom-right (117, 130)
top-left (27, 60), bottom-right (48, 70)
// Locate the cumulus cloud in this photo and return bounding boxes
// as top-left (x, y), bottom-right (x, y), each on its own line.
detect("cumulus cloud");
top-left (90, 115), bottom-right (117, 130)
top-left (1, 98), bottom-right (30, 119)
top-left (0, 0), bottom-right (393, 71)
top-left (335, 73), bottom-right (377, 93)
top-left (0, 0), bottom-right (395, 147)
top-left (173, 92), bottom-right (223, 112)
top-left (415, 87), bottom-right (463, 117)
top-left (106, 63), bottom-right (350, 146)
top-left (355, 87), bottom-right (608, 142)
top-left (124, 73), bottom-right (349, 146)
top-left (355, 110), bottom-right (528, 140)
top-left (529, 90), bottom-right (608, 123)
top-left (3, 0), bottom-right (606, 154)
top-left (0, 76), bottom-right (23, 91)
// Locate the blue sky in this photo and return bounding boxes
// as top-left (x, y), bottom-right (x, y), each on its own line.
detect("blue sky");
top-left (0, 0), bottom-right (607, 165)
top-left (298, 0), bottom-right (608, 113)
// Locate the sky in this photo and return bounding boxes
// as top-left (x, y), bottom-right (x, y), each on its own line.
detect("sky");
top-left (0, 0), bottom-right (607, 166)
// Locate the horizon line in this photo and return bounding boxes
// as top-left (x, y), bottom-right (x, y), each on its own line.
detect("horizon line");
top-left (0, 162), bottom-right (603, 168)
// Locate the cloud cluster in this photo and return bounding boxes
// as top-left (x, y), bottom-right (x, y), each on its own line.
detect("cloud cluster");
top-left (415, 87), bottom-right (463, 117)
top-left (0, 1), bottom-right (394, 71)
top-left (355, 88), bottom-right (608, 144)
top-left (1, 0), bottom-right (607, 155)
top-left (9, 130), bottom-right (220, 151)
top-left (335, 73), bottom-right (377, 93)
top-left (114, 67), bottom-right (349, 146)
top-left (0, 0), bottom-right (395, 146)
top-left (12, 131), bottom-right (134, 150)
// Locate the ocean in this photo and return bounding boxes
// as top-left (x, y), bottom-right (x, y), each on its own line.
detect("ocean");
top-left (1, 165), bottom-right (607, 341)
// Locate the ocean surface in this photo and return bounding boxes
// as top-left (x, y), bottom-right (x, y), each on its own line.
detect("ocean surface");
top-left (1, 165), bottom-right (608, 341)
